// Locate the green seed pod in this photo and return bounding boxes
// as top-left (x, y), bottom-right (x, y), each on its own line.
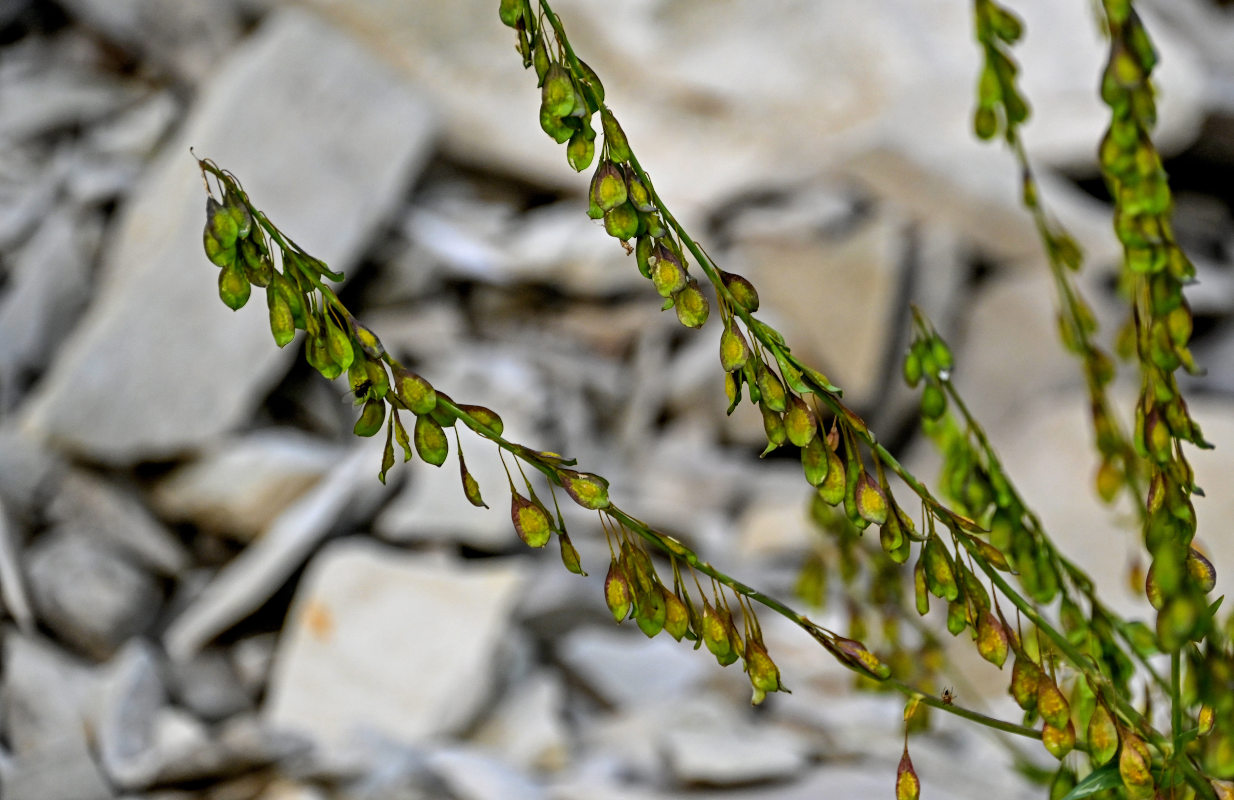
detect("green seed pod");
top-left (946, 599), bottom-right (967, 636)
top-left (604, 560), bottom-right (632, 621)
top-left (902, 349), bottom-right (922, 387)
top-left (641, 211), bottom-right (667, 238)
top-left (539, 108), bottom-right (573, 145)
top-left (603, 201), bottom-right (639, 241)
top-left (353, 397), bottom-right (386, 437)
top-left (575, 58), bottom-right (605, 105)
top-left (459, 452), bottom-right (487, 508)
top-left (511, 491), bottom-right (552, 548)
top-left (913, 558), bottom-right (929, 616)
top-left (378, 416), bottom-right (396, 484)
top-left (976, 610), bottom-right (1009, 668)
top-left (222, 191), bottom-right (252, 240)
top-left (650, 245), bottom-right (687, 297)
top-left (1087, 703), bottom-right (1119, 765)
top-left (635, 235), bottom-right (654, 278)
top-left (590, 160), bottom-right (628, 211)
top-left (1041, 720), bottom-right (1075, 759)
top-left (348, 318), bottom-right (384, 359)
top-left (921, 382), bottom-right (946, 420)
top-left (626, 170), bottom-right (654, 212)
top-left (266, 288), bottom-right (295, 348)
top-left (392, 411), bottom-right (413, 462)
top-left (218, 261), bottom-right (251, 310)
top-left (744, 637), bottom-right (782, 695)
top-left (206, 196), bottom-right (240, 249)
top-left (674, 279), bottom-right (710, 329)
top-left (540, 62), bottom-right (575, 118)
top-left (393, 368), bottom-right (437, 415)
top-left (800, 435), bottom-right (829, 487)
top-left (430, 391), bottom-right (458, 427)
top-left (203, 228), bottom-right (234, 269)
top-left (1187, 547), bottom-right (1217, 593)
top-left (413, 413), bottom-right (449, 466)
top-left (1010, 654), bottom-right (1040, 710)
top-left (239, 238), bottom-right (272, 287)
top-left (756, 367), bottom-right (787, 413)
top-left (635, 584), bottom-right (668, 638)
top-left (759, 404), bottom-right (786, 457)
top-left (458, 404), bottom-right (503, 437)
top-left (1036, 674), bottom-right (1070, 730)
top-left (560, 469), bottom-right (610, 510)
top-left (323, 316), bottom-right (355, 371)
top-left (600, 107), bottom-right (631, 163)
top-left (306, 333), bottom-right (342, 380)
top-left (719, 321), bottom-right (750, 373)
top-left (270, 272), bottom-right (306, 330)
top-left (566, 126), bottom-right (595, 172)
top-left (854, 472), bottom-right (888, 526)
top-left (498, 0), bottom-right (522, 27)
top-left (702, 600), bottom-right (732, 661)
top-left (1119, 733), bottom-right (1154, 794)
top-left (662, 588), bottom-right (689, 641)
top-left (973, 105), bottom-right (998, 140)
top-left (556, 530), bottom-right (585, 575)
top-left (896, 746), bottom-right (920, 800)
top-left (532, 28), bottom-right (549, 85)
top-left (720, 270), bottom-right (759, 312)
top-left (783, 395), bottom-right (816, 448)
top-left (922, 535), bottom-right (959, 602)
top-left (1157, 594), bottom-right (1201, 651)
top-left (817, 445), bottom-right (846, 506)
top-left (364, 359), bottom-right (390, 399)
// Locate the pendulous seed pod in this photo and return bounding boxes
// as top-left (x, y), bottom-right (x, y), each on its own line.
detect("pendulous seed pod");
top-left (218, 261), bottom-right (251, 310)
top-left (567, 126), bottom-right (596, 172)
top-left (626, 169), bottom-right (654, 212)
top-left (498, 0), bottom-right (522, 28)
top-left (1119, 733), bottom-right (1154, 795)
top-left (675, 279), bottom-right (710, 329)
top-left (1035, 673), bottom-right (1070, 730)
top-left (459, 452), bottom-right (487, 508)
top-left (663, 588), bottom-right (690, 641)
top-left (600, 107), bottom-right (631, 163)
top-left (719, 321), bottom-right (750, 373)
top-left (603, 201), bottom-right (639, 241)
top-left (896, 746), bottom-right (920, 800)
top-left (540, 108), bottom-right (574, 144)
top-left (511, 491), bottom-right (553, 548)
top-left (393, 368), bottom-right (437, 415)
top-left (590, 160), bottom-right (628, 211)
top-left (559, 469), bottom-right (610, 510)
top-left (557, 530), bottom-right (585, 575)
top-left (756, 366), bottom-right (787, 413)
top-left (1041, 720), bottom-right (1075, 759)
top-left (720, 270), bottom-right (759, 312)
top-left (353, 397), bottom-right (386, 437)
top-left (266, 287), bottom-right (295, 348)
top-left (650, 245), bottom-right (687, 297)
top-left (458, 404), bottom-right (503, 437)
top-left (323, 315), bottom-right (355, 371)
top-left (744, 637), bottom-right (783, 704)
top-left (413, 413), bottom-right (448, 466)
top-left (1087, 702), bottom-right (1119, 766)
top-left (854, 472), bottom-right (888, 526)
top-left (921, 534), bottom-right (959, 602)
top-left (975, 610), bottom-right (1009, 668)
top-left (635, 235), bottom-right (654, 278)
top-left (701, 600), bottom-right (732, 661)
top-left (1009, 654), bottom-right (1040, 710)
top-left (604, 560), bottom-right (632, 621)
top-left (817, 444), bottom-right (846, 506)
top-left (541, 63), bottom-right (575, 118)
top-left (783, 394), bottom-right (816, 448)
top-left (635, 583), bottom-right (668, 638)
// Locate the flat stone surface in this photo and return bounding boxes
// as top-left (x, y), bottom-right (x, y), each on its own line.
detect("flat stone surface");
top-left (263, 540), bottom-right (526, 749)
top-left (557, 627), bottom-right (710, 709)
top-left (20, 8), bottom-right (436, 463)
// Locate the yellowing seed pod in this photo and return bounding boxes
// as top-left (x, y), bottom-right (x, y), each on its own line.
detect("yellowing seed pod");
top-left (800, 436), bottom-right (829, 487)
top-left (458, 404), bottom-right (503, 437)
top-left (634, 582), bottom-right (667, 638)
top-left (922, 534), bottom-right (959, 602)
top-left (1036, 673), bottom-right (1070, 730)
top-left (554, 530), bottom-right (584, 576)
top-left (744, 637), bottom-right (782, 696)
top-left (663, 588), bottom-right (690, 641)
top-left (604, 560), bottom-right (632, 621)
top-left (218, 261), bottom-right (251, 310)
top-left (458, 452), bottom-right (487, 508)
top-left (567, 126), bottom-right (595, 172)
top-left (702, 600), bottom-right (732, 661)
top-left (266, 288), bottom-right (295, 348)
top-left (306, 332), bottom-right (341, 380)
top-left (1087, 703), bottom-right (1119, 765)
top-left (817, 445), bottom-right (846, 506)
top-left (1187, 548), bottom-right (1217, 593)
top-left (914, 558), bottom-right (929, 616)
top-left (756, 367), bottom-right (787, 413)
top-left (392, 368), bottom-right (437, 415)
top-left (651, 250), bottom-right (687, 300)
top-left (626, 170), bottom-right (654, 213)
top-left (604, 201), bottom-right (639, 241)
top-left (720, 270), bottom-right (759, 312)
top-left (590, 160), bottom-right (627, 211)
top-left (854, 472), bottom-right (888, 526)
top-left (1009, 654), bottom-right (1040, 710)
top-left (896, 746), bottom-right (920, 800)
top-left (511, 491), bottom-right (553, 548)
top-left (559, 469), bottom-right (610, 510)
top-left (832, 635), bottom-right (892, 680)
top-left (976, 610), bottom-right (1009, 668)
top-left (675, 279), bottom-right (710, 329)
top-left (353, 397), bottom-right (386, 437)
top-left (541, 63), bottom-right (575, 118)
top-left (392, 411), bottom-right (413, 462)
top-left (413, 413), bottom-right (448, 466)
top-left (783, 395), bottom-right (816, 448)
top-left (1042, 720), bottom-right (1075, 759)
top-left (719, 321), bottom-right (750, 373)
top-left (1119, 733), bottom-right (1154, 794)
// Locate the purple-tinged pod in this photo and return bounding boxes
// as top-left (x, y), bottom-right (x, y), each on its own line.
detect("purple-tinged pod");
top-left (511, 491), bottom-right (552, 548)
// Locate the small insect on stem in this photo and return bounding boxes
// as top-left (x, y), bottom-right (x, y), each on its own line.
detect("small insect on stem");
top-left (941, 687), bottom-right (956, 706)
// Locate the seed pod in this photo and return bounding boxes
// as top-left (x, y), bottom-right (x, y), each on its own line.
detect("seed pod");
top-left (976, 610), bottom-right (1009, 668)
top-left (459, 452), bottom-right (487, 508)
top-left (1199, 705), bottom-right (1215, 736)
top-left (675, 279), bottom-right (710, 329)
top-left (364, 358), bottom-right (390, 399)
top-left (902, 349), bottom-right (923, 387)
top-left (604, 202), bottom-right (639, 241)
top-left (378, 415), bottom-right (396, 484)
top-left (702, 600), bottom-right (732, 661)
top-left (203, 227), bottom-right (235, 269)
top-left (634, 583), bottom-right (668, 638)
top-left (498, 0), bottom-right (522, 27)
top-left (854, 472), bottom-right (888, 526)
top-left (817, 445), bottom-right (846, 506)
top-left (511, 491), bottom-right (552, 548)
top-left (413, 413), bottom-right (448, 466)
top-left (540, 108), bottom-right (573, 144)
top-left (590, 160), bottom-right (627, 211)
top-left (759, 404), bottom-right (786, 457)
top-left (531, 28), bottom-right (550, 84)
top-left (206, 196), bottom-right (240, 249)
top-left (323, 316), bottom-right (354, 371)
top-left (744, 638), bottom-right (782, 697)
top-left (720, 270), bottom-right (759, 312)
top-left (1187, 548), bottom-right (1217, 593)
top-left (627, 170), bottom-right (654, 213)
top-left (391, 411), bottom-right (413, 462)
top-left (1087, 703), bottom-right (1119, 765)
top-left (946, 599), bottom-right (967, 635)
top-left (922, 535), bottom-right (959, 602)
top-left (719, 321), bottom-right (750, 373)
top-left (306, 333), bottom-right (342, 380)
top-left (799, 435), bottom-right (829, 487)
top-left (457, 404), bottom-right (503, 437)
top-left (218, 261), bottom-right (251, 311)
top-left (896, 746), bottom-right (919, 800)
top-left (239, 238), bottom-right (272, 287)
top-left (560, 469), bottom-right (610, 510)
top-left (265, 285), bottom-right (295, 348)
top-left (1010, 654), bottom-right (1040, 710)
top-left (575, 59), bottom-right (605, 106)
top-left (663, 588), bottom-right (689, 641)
top-left (353, 397), bottom-right (385, 437)
top-left (913, 558), bottom-right (929, 616)
top-left (1042, 720), bottom-right (1075, 759)
top-left (756, 367), bottom-right (787, 413)
top-left (634, 235), bottom-right (654, 278)
top-left (604, 560), bottom-right (632, 621)
top-left (600, 107), bottom-right (631, 163)
top-left (650, 245), bottom-right (686, 297)
top-left (921, 382), bottom-right (946, 420)
top-left (831, 636), bottom-right (892, 680)
top-left (1036, 673), bottom-right (1070, 730)
top-left (783, 395), bottom-right (816, 448)
top-left (393, 368), bottom-right (437, 415)
top-left (558, 530), bottom-right (585, 575)
top-left (1119, 733), bottom-right (1154, 794)
top-left (540, 63), bottom-right (575, 118)
top-left (566, 126), bottom-right (595, 172)
top-left (969, 537), bottom-right (1011, 572)
top-left (348, 318), bottom-right (384, 359)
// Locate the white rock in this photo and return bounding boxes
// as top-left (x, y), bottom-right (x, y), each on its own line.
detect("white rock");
top-left (0, 734), bottom-right (117, 800)
top-left (151, 429), bottom-right (342, 542)
top-left (169, 649), bottom-right (252, 721)
top-left (426, 748), bottom-right (546, 800)
top-left (162, 438), bottom-right (392, 661)
top-left (20, 8), bottom-right (436, 463)
top-left (97, 639), bottom-right (167, 789)
top-left (664, 725), bottom-right (811, 787)
top-left (471, 670), bottom-right (570, 773)
top-left (0, 497), bottom-right (34, 631)
top-left (263, 539), bottom-right (526, 748)
top-left (26, 531), bottom-right (162, 659)
top-left (1, 631), bottom-right (101, 756)
top-left (48, 469), bottom-right (189, 576)
top-left (557, 627), bottom-right (709, 709)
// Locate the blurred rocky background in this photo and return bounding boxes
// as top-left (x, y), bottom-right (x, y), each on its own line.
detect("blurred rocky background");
top-left (2, 0), bottom-right (1234, 798)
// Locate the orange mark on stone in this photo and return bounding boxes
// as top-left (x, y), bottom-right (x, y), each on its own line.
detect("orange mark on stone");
top-left (302, 599), bottom-right (334, 642)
